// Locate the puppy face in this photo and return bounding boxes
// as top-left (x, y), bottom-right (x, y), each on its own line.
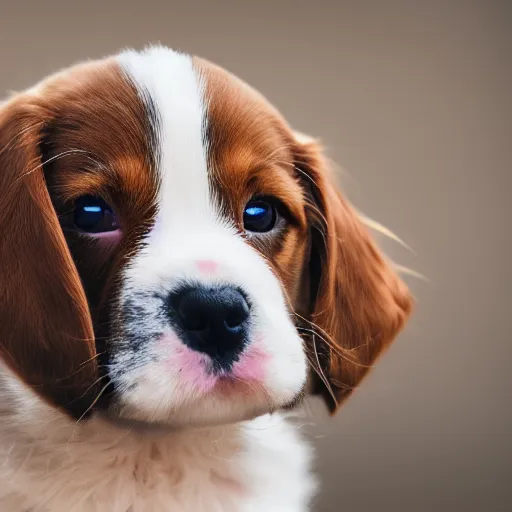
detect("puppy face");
top-left (0, 47), bottom-right (412, 428)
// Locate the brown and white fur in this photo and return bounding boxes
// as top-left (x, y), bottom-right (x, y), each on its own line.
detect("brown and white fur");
top-left (0, 46), bottom-right (412, 511)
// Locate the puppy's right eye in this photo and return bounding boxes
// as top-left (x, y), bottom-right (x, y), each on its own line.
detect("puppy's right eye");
top-left (73, 195), bottom-right (118, 233)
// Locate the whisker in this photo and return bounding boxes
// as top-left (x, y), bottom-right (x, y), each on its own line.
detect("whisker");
top-left (298, 326), bottom-right (371, 370)
top-left (307, 340), bottom-right (339, 406)
top-left (13, 149), bottom-right (88, 186)
top-left (75, 380), bottom-right (112, 425)
top-left (53, 352), bottom-right (107, 382)
top-left (77, 352), bottom-right (106, 367)
top-left (297, 324), bottom-right (352, 361)
top-left (75, 374), bottom-right (110, 402)
top-left (294, 310), bottom-right (371, 368)
top-left (0, 121), bottom-right (45, 158)
top-left (294, 166), bottom-right (318, 187)
top-left (66, 334), bottom-right (110, 342)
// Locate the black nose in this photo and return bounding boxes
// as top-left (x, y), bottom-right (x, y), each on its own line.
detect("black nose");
top-left (169, 286), bottom-right (250, 364)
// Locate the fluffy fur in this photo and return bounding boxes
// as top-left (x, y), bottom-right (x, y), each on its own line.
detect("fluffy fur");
top-left (0, 46), bottom-right (412, 511)
top-left (0, 366), bottom-right (314, 511)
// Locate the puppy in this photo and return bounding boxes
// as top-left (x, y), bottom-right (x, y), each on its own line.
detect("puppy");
top-left (0, 46), bottom-right (412, 511)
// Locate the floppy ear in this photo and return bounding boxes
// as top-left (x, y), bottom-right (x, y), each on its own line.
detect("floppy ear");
top-left (0, 97), bottom-right (98, 416)
top-left (294, 134), bottom-right (413, 413)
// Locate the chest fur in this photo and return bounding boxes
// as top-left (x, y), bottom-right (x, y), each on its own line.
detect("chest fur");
top-left (0, 414), bottom-right (315, 512)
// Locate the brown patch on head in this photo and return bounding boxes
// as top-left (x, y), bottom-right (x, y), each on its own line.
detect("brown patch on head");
top-left (0, 58), bottom-right (158, 416)
top-left (195, 57), bottom-right (413, 413)
top-left (37, 59), bottom-right (159, 317)
top-left (195, 57), bottom-right (309, 303)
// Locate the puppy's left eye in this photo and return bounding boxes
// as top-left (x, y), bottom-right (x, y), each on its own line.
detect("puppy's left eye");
top-left (243, 199), bottom-right (277, 233)
top-left (73, 195), bottom-right (118, 233)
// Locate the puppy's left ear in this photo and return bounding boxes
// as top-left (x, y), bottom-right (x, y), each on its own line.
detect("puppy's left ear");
top-left (293, 132), bottom-right (413, 413)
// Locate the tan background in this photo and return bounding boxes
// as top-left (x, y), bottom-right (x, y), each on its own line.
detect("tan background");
top-left (1, 1), bottom-right (510, 510)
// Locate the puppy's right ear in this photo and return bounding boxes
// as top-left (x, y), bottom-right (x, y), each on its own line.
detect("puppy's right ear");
top-left (0, 96), bottom-right (98, 416)
top-left (293, 133), bottom-right (413, 413)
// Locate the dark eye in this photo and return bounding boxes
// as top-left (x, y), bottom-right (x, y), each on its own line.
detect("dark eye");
top-left (243, 199), bottom-right (277, 233)
top-left (74, 195), bottom-right (118, 233)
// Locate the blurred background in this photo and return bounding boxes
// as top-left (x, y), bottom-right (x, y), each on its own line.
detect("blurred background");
top-left (1, 1), bottom-right (509, 510)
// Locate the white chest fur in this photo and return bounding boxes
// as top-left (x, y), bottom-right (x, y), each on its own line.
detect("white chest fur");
top-left (0, 380), bottom-right (316, 512)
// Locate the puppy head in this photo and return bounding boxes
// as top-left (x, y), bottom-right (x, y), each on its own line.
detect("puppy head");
top-left (0, 47), bottom-right (412, 427)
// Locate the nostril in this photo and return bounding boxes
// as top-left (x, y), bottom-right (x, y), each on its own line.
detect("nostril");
top-left (224, 316), bottom-right (242, 330)
top-left (224, 301), bottom-right (250, 330)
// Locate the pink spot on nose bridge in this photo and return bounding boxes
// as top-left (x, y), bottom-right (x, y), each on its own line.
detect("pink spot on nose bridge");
top-left (196, 259), bottom-right (218, 274)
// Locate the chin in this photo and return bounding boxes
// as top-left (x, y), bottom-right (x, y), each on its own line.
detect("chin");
top-left (109, 385), bottom-right (290, 431)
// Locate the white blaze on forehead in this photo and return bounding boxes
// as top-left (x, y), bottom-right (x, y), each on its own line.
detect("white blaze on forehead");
top-left (118, 46), bottom-right (214, 232)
